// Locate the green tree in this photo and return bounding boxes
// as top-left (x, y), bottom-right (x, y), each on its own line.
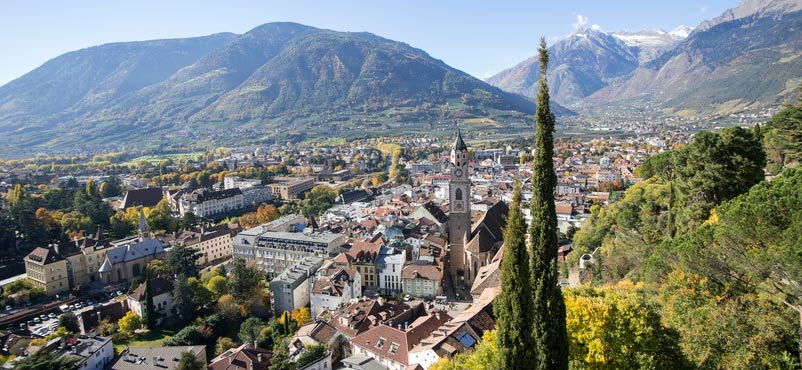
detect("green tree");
top-left (229, 258), bottom-right (264, 303)
top-left (142, 269), bottom-right (156, 329)
top-left (173, 275), bottom-right (195, 323)
top-left (763, 101), bottom-right (802, 173)
top-left (175, 351), bottom-right (205, 370)
top-left (527, 38), bottom-right (568, 370)
top-left (180, 212), bottom-right (198, 231)
top-left (170, 244), bottom-right (202, 278)
top-left (146, 259), bottom-right (172, 278)
top-left (494, 183), bottom-right (534, 369)
top-left (60, 211), bottom-right (92, 237)
top-left (147, 199), bottom-right (176, 233)
top-left (691, 168), bottom-right (802, 365)
top-left (73, 178), bottom-right (113, 230)
top-left (239, 317), bottom-right (266, 345)
top-left (268, 340), bottom-right (297, 370)
top-left (14, 349), bottom-right (78, 370)
top-left (302, 185), bottom-right (338, 216)
top-left (673, 127), bottom-right (765, 234)
top-left (188, 277), bottom-right (214, 308)
top-left (57, 312), bottom-right (79, 333)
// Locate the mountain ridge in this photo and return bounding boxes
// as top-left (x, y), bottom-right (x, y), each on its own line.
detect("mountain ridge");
top-left (0, 22), bottom-right (557, 156)
top-left (486, 26), bottom-right (684, 106)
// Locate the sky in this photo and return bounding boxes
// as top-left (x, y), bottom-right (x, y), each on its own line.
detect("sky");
top-left (0, 0), bottom-right (739, 86)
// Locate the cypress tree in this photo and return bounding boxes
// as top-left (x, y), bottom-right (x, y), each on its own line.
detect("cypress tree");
top-left (529, 37), bottom-right (568, 370)
top-left (495, 183), bottom-right (534, 369)
top-left (142, 268), bottom-right (155, 329)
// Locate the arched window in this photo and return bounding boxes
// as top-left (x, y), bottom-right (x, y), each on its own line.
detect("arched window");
top-left (456, 188), bottom-right (463, 201)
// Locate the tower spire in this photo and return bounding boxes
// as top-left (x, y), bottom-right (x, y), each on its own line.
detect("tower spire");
top-left (138, 209), bottom-right (151, 241)
top-left (454, 126), bottom-right (468, 151)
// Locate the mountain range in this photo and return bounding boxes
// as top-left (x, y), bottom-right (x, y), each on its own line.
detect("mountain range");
top-left (489, 0), bottom-right (802, 113)
top-left (0, 23), bottom-right (550, 156)
top-left (486, 27), bottom-right (688, 106)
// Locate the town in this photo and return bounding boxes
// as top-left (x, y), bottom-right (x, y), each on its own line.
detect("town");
top-left (0, 126), bottom-right (661, 370)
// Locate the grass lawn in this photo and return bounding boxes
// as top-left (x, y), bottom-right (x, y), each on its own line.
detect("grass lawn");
top-left (112, 323), bottom-right (182, 352)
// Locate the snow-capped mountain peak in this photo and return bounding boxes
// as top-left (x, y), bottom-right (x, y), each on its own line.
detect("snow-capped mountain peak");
top-left (669, 25), bottom-right (694, 38)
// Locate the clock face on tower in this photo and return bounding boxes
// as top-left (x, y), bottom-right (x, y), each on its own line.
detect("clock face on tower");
top-left (455, 202), bottom-right (464, 210)
top-left (454, 169), bottom-right (463, 177)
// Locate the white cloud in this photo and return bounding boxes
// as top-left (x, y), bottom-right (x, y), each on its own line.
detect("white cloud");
top-left (591, 24), bottom-right (603, 31)
top-left (572, 14), bottom-right (589, 30)
top-left (700, 6), bottom-right (709, 13)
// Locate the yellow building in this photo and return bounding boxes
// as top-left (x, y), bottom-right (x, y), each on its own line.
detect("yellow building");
top-left (25, 247), bottom-right (70, 295)
top-left (24, 234), bottom-right (117, 295)
top-left (174, 224), bottom-right (238, 265)
top-left (347, 235), bottom-right (383, 289)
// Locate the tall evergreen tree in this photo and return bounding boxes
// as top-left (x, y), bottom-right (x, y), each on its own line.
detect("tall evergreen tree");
top-left (495, 183), bottom-right (534, 369)
top-left (173, 274), bottom-right (195, 323)
top-left (142, 268), bottom-right (156, 329)
top-left (170, 244), bottom-right (202, 278)
top-left (528, 38), bottom-right (568, 370)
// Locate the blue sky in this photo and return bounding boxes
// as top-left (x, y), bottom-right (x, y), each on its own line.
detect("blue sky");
top-left (0, 0), bottom-right (738, 86)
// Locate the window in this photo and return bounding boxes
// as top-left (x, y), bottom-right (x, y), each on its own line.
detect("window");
top-left (388, 342), bottom-right (400, 354)
top-left (375, 337), bottom-right (386, 349)
top-left (455, 188), bottom-right (463, 201)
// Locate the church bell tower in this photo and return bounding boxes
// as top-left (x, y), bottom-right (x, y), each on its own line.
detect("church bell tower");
top-left (448, 129), bottom-right (471, 283)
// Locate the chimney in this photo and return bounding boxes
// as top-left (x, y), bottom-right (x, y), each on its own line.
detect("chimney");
top-left (435, 312), bottom-right (440, 321)
top-left (257, 354), bottom-right (263, 363)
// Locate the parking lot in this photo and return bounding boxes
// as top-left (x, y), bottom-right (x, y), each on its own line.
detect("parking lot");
top-left (19, 290), bottom-right (125, 336)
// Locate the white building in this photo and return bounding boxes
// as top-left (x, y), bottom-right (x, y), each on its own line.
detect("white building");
top-left (233, 226), bottom-right (346, 279)
top-left (126, 278), bottom-right (174, 322)
top-left (310, 261), bottom-right (362, 319)
top-left (376, 246), bottom-right (405, 295)
top-left (177, 188), bottom-right (245, 218)
top-left (36, 336), bottom-right (114, 370)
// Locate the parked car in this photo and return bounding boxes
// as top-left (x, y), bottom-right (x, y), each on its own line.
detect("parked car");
top-left (5, 305), bottom-right (11, 311)
top-left (27, 320), bottom-right (34, 326)
top-left (59, 304), bottom-right (70, 312)
top-left (48, 313), bottom-right (56, 319)
top-left (19, 322), bottom-right (26, 329)
top-left (33, 317), bottom-right (41, 323)
top-left (39, 314), bottom-right (48, 321)
top-left (75, 303), bottom-right (82, 309)
top-left (86, 300), bottom-right (94, 306)
top-left (403, 294), bottom-right (411, 301)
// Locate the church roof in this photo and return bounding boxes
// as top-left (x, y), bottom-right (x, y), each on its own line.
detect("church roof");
top-left (453, 129), bottom-right (467, 151)
top-left (98, 259), bottom-right (112, 273)
top-left (105, 239), bottom-right (164, 265)
top-left (138, 209), bottom-right (150, 232)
